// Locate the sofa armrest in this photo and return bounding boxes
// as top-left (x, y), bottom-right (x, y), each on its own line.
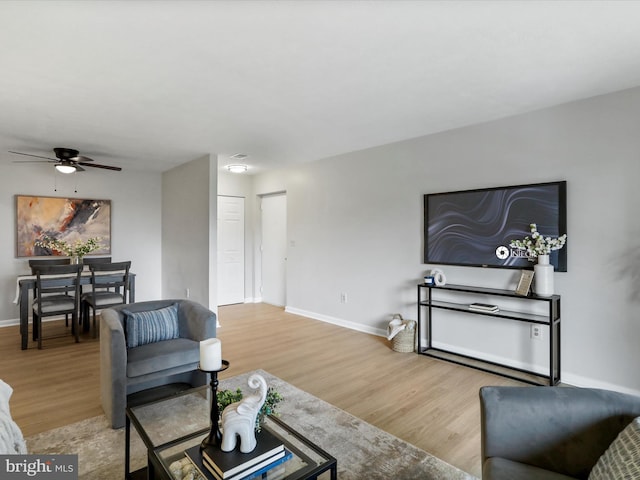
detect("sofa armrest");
top-left (480, 386), bottom-right (640, 479)
top-left (177, 300), bottom-right (217, 341)
top-left (100, 307), bottom-right (128, 428)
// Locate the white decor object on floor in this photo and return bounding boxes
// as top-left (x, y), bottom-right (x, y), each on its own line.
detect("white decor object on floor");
top-left (534, 254), bottom-right (554, 297)
top-left (387, 315), bottom-right (406, 341)
top-left (220, 374), bottom-right (268, 453)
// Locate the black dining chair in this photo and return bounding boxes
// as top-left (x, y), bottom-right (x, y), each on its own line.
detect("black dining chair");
top-left (32, 263), bottom-right (83, 349)
top-left (78, 257), bottom-right (112, 304)
top-left (30, 258), bottom-right (75, 326)
top-left (81, 261), bottom-right (131, 338)
top-left (81, 257), bottom-right (112, 266)
top-left (29, 258), bottom-right (71, 275)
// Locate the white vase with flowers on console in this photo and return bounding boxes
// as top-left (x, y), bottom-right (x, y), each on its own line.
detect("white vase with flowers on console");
top-left (510, 224), bottom-right (567, 297)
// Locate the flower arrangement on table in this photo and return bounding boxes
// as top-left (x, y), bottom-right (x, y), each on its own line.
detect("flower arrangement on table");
top-left (217, 387), bottom-right (284, 432)
top-left (509, 223), bottom-right (567, 260)
top-left (35, 235), bottom-right (103, 258)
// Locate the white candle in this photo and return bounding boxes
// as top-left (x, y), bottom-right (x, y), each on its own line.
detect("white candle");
top-left (200, 338), bottom-right (222, 371)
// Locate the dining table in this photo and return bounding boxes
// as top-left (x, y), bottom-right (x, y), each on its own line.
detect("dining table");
top-left (14, 271), bottom-right (136, 350)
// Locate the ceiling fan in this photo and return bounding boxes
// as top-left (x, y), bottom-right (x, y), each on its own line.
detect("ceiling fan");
top-left (9, 147), bottom-right (122, 173)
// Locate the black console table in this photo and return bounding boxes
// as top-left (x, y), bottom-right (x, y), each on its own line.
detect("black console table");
top-left (417, 283), bottom-right (560, 386)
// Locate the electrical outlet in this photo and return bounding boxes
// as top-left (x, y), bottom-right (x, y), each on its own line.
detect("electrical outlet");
top-left (185, 288), bottom-right (190, 299)
top-left (340, 292), bottom-right (348, 303)
top-left (530, 325), bottom-right (543, 340)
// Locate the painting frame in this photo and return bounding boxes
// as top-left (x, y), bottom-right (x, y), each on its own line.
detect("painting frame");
top-left (15, 195), bottom-right (112, 258)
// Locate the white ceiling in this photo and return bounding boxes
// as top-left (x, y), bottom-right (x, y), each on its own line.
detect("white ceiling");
top-left (2, 1), bottom-right (640, 175)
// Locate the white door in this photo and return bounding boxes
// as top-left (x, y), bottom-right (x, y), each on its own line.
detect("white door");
top-left (217, 196), bottom-right (245, 306)
top-left (261, 193), bottom-right (287, 306)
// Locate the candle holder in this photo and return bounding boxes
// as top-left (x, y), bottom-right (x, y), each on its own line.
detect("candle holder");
top-left (199, 359), bottom-right (230, 450)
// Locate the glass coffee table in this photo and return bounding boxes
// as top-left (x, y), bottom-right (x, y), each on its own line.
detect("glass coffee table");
top-left (125, 385), bottom-right (337, 480)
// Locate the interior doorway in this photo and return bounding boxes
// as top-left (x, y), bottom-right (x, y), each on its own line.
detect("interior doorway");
top-left (260, 193), bottom-right (287, 306)
top-left (217, 195), bottom-right (245, 306)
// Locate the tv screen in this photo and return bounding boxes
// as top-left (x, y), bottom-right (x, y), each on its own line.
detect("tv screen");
top-left (424, 181), bottom-right (567, 271)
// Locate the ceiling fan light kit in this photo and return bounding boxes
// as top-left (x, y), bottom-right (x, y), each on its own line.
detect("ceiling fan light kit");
top-left (55, 163), bottom-right (76, 174)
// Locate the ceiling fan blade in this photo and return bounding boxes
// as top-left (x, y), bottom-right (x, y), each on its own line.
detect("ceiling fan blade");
top-left (71, 155), bottom-right (94, 162)
top-left (11, 148), bottom-right (119, 172)
top-left (78, 162), bottom-right (122, 171)
top-left (9, 151), bottom-right (56, 161)
top-left (12, 160), bottom-right (56, 164)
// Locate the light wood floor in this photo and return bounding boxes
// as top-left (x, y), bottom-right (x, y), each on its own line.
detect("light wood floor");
top-left (0, 303), bottom-right (524, 477)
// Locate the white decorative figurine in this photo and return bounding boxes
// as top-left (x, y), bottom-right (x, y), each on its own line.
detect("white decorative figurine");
top-left (220, 374), bottom-right (268, 453)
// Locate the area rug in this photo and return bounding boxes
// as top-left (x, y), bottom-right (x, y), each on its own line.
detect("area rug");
top-left (26, 370), bottom-right (476, 479)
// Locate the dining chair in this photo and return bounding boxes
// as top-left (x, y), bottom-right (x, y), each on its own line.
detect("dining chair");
top-left (81, 257), bottom-right (112, 266)
top-left (32, 263), bottom-right (83, 349)
top-left (29, 258), bottom-right (74, 326)
top-left (81, 261), bottom-right (131, 338)
top-left (29, 258), bottom-right (71, 274)
top-left (78, 257), bottom-right (112, 306)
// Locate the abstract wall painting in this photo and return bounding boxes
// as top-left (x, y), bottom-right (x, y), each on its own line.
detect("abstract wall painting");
top-left (16, 195), bottom-right (111, 257)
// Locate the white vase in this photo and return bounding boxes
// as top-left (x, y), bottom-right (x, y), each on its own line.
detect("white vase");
top-left (534, 254), bottom-right (554, 297)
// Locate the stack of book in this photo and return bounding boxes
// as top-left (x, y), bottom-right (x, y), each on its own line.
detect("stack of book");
top-left (468, 303), bottom-right (500, 313)
top-left (185, 429), bottom-right (292, 480)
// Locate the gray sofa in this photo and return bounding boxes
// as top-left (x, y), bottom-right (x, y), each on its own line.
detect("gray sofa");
top-left (100, 299), bottom-right (216, 428)
top-left (480, 386), bottom-right (640, 480)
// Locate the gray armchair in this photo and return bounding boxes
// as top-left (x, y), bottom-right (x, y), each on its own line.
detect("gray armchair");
top-left (100, 299), bottom-right (216, 428)
top-left (480, 386), bottom-right (640, 480)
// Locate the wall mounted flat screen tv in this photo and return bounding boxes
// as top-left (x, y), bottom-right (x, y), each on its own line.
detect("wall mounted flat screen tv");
top-left (424, 181), bottom-right (567, 271)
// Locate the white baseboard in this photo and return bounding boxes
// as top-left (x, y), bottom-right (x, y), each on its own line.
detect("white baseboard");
top-left (284, 305), bottom-right (640, 397)
top-left (0, 316), bottom-right (70, 328)
top-left (0, 318), bottom-right (19, 328)
top-left (284, 306), bottom-right (387, 337)
top-left (560, 372), bottom-right (640, 396)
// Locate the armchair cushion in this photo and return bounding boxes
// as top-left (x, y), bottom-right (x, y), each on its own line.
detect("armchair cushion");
top-left (124, 303), bottom-right (180, 348)
top-left (126, 337), bottom-right (200, 378)
top-left (589, 416), bottom-right (640, 480)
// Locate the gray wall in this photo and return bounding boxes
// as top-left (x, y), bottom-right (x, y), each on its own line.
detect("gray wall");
top-left (245, 86), bottom-right (640, 395)
top-left (162, 154), bottom-right (218, 310)
top-left (0, 161), bottom-right (163, 324)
